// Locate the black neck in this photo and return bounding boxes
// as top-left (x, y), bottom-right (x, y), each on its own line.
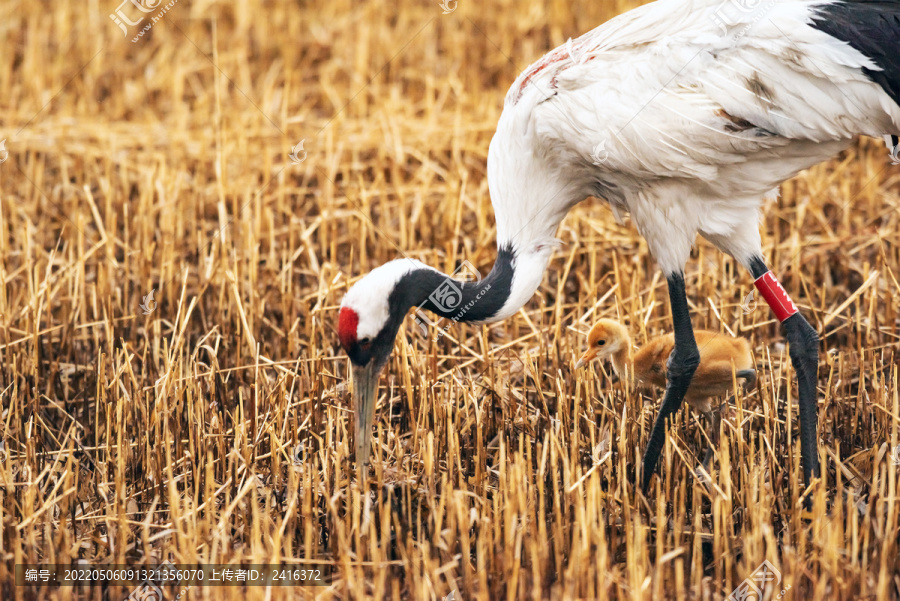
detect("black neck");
top-left (388, 246), bottom-right (515, 324)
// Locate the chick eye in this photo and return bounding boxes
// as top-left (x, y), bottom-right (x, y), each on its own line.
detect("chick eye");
top-left (597, 340), bottom-right (606, 346)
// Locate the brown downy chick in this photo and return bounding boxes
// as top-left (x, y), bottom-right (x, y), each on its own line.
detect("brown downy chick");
top-left (576, 318), bottom-right (755, 468)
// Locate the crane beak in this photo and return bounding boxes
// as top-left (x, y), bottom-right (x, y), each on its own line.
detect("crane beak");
top-left (574, 349), bottom-right (598, 370)
top-left (352, 362), bottom-right (380, 466)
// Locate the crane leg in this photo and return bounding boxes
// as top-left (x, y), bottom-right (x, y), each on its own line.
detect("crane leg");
top-left (641, 271), bottom-right (700, 493)
top-left (747, 257), bottom-right (820, 486)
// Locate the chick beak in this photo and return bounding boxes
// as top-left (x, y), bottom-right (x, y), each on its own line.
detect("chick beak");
top-left (575, 348), bottom-right (598, 370)
top-left (352, 362), bottom-right (380, 466)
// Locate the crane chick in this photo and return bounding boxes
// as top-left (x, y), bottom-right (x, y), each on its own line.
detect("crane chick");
top-left (576, 319), bottom-right (755, 470)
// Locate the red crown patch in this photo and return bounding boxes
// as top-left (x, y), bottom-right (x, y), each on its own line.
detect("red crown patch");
top-left (338, 306), bottom-right (359, 350)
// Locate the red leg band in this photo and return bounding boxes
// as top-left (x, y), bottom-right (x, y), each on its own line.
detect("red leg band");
top-left (754, 271), bottom-right (799, 322)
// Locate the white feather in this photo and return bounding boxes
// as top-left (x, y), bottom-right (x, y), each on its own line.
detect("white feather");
top-left (488, 0), bottom-right (900, 275)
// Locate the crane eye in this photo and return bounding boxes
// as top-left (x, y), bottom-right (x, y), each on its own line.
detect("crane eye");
top-left (597, 340), bottom-right (606, 346)
top-left (358, 337), bottom-right (372, 350)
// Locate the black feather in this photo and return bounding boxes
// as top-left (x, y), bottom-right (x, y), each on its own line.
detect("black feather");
top-left (811, 0), bottom-right (900, 109)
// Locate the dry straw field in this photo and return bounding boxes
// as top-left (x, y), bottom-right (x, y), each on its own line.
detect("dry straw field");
top-left (1, 0), bottom-right (900, 599)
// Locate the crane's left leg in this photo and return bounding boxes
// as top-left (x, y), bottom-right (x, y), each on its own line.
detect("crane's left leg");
top-left (641, 271), bottom-right (700, 492)
top-left (746, 256), bottom-right (820, 485)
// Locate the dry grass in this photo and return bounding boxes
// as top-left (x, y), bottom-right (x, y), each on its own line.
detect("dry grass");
top-left (1, 0), bottom-right (900, 599)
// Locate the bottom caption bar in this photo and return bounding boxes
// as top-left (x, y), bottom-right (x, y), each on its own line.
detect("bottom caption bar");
top-left (16, 564), bottom-right (331, 587)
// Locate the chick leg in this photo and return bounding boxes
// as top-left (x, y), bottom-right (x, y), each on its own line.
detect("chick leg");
top-left (747, 256), bottom-right (820, 485)
top-left (641, 271), bottom-right (700, 492)
top-left (699, 409), bottom-right (721, 472)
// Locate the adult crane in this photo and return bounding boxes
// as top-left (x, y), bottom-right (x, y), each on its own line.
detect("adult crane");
top-left (337, 0), bottom-right (900, 492)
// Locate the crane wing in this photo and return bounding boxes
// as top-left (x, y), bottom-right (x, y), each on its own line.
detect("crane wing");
top-left (491, 0), bottom-right (900, 271)
top-left (516, 0), bottom-right (900, 193)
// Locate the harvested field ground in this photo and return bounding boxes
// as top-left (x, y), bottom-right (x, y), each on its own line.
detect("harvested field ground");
top-left (1, 0), bottom-right (899, 599)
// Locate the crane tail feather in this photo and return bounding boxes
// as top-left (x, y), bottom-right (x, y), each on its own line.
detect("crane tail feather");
top-left (811, 1), bottom-right (900, 111)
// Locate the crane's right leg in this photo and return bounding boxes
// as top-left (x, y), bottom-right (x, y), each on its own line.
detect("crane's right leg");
top-left (746, 256), bottom-right (820, 485)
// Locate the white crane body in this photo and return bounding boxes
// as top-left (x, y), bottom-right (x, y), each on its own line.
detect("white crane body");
top-left (339, 0), bottom-right (900, 488)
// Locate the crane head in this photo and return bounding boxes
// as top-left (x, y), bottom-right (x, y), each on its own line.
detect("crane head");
top-left (575, 319), bottom-right (629, 368)
top-left (338, 303), bottom-right (385, 468)
top-left (337, 259), bottom-right (430, 466)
